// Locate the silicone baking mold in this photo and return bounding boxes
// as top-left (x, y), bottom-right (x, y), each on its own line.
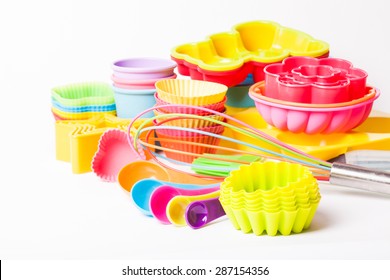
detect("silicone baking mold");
top-left (171, 20), bottom-right (329, 87)
top-left (263, 56), bottom-right (368, 102)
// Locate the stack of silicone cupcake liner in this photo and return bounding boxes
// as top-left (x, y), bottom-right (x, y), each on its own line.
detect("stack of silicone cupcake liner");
top-left (153, 79), bottom-right (229, 163)
top-left (51, 82), bottom-right (116, 120)
top-left (219, 161), bottom-right (321, 236)
top-left (111, 57), bottom-right (177, 118)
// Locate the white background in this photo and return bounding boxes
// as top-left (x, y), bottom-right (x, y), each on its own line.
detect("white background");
top-left (1, 0), bottom-right (390, 269)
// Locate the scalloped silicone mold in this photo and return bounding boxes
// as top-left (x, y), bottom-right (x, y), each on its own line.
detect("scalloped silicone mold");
top-left (92, 129), bottom-right (145, 182)
top-left (171, 20), bottom-right (329, 87)
top-left (264, 56), bottom-right (368, 102)
top-left (51, 82), bottom-right (115, 106)
top-left (249, 83), bottom-right (379, 134)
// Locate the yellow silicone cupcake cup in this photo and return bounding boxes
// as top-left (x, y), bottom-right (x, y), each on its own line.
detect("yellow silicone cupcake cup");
top-left (155, 79), bottom-right (228, 105)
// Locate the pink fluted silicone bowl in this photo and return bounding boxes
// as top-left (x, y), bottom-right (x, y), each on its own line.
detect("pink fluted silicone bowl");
top-left (249, 87), bottom-right (380, 134)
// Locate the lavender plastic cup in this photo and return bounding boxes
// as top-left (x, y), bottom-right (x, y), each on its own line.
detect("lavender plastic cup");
top-left (112, 57), bottom-right (177, 79)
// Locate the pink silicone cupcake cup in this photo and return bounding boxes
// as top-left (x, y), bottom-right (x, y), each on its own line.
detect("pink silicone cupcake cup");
top-left (91, 129), bottom-right (146, 182)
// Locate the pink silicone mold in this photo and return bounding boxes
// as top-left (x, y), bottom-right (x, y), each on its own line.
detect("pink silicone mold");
top-left (264, 57), bottom-right (368, 103)
top-left (92, 129), bottom-right (146, 182)
top-left (249, 86), bottom-right (380, 134)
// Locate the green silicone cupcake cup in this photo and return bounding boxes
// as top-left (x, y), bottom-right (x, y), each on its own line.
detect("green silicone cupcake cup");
top-left (221, 201), bottom-right (320, 236)
top-left (219, 161), bottom-right (321, 235)
top-left (51, 82), bottom-right (115, 106)
top-left (220, 194), bottom-right (321, 208)
top-left (220, 196), bottom-right (320, 212)
top-left (221, 173), bottom-right (319, 199)
top-left (222, 161), bottom-right (309, 192)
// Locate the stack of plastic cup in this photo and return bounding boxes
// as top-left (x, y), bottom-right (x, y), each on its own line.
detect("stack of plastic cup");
top-left (112, 57), bottom-right (177, 118)
top-left (153, 79), bottom-right (228, 163)
top-left (51, 82), bottom-right (116, 120)
top-left (219, 161), bottom-right (321, 236)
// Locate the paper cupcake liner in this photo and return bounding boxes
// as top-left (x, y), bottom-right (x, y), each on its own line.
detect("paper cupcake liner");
top-left (155, 130), bottom-right (222, 163)
top-left (155, 79), bottom-right (228, 105)
top-left (51, 82), bottom-right (115, 106)
top-left (153, 109), bottom-right (226, 128)
top-left (154, 93), bottom-right (226, 115)
top-left (91, 129), bottom-right (146, 182)
top-left (152, 120), bottom-right (225, 138)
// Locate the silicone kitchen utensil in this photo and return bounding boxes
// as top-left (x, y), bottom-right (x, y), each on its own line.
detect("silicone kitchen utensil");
top-left (171, 20), bottom-right (329, 87)
top-left (128, 104), bottom-right (390, 196)
top-left (51, 82), bottom-right (115, 106)
top-left (91, 129), bottom-right (146, 182)
top-left (226, 107), bottom-right (390, 161)
top-left (264, 56), bottom-right (368, 101)
top-left (166, 191), bottom-right (221, 226)
top-left (249, 83), bottom-right (379, 134)
top-left (219, 161), bottom-right (320, 235)
top-left (250, 81), bottom-right (377, 108)
top-left (185, 197), bottom-right (226, 229)
top-left (51, 107), bottom-right (116, 120)
top-left (191, 154), bottom-right (263, 177)
top-left (117, 160), bottom-right (222, 192)
top-left (55, 115), bottom-right (147, 174)
top-left (131, 179), bottom-right (220, 216)
top-left (150, 185), bottom-right (220, 223)
top-left (51, 98), bottom-right (116, 113)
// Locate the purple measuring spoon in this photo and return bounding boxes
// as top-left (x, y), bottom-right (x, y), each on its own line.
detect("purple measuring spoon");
top-left (185, 198), bottom-right (226, 229)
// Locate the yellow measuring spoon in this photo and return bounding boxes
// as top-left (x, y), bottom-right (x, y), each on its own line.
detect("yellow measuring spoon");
top-left (166, 190), bottom-right (220, 226)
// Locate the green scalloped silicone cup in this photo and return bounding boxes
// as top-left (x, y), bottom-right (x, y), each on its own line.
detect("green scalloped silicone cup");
top-left (51, 82), bottom-right (115, 106)
top-left (219, 161), bottom-right (321, 236)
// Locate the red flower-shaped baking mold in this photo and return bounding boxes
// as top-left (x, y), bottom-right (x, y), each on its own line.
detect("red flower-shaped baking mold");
top-left (264, 56), bottom-right (368, 104)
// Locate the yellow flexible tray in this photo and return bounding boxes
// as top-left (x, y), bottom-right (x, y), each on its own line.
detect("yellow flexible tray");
top-left (171, 20), bottom-right (329, 72)
top-left (224, 107), bottom-right (390, 160)
top-left (55, 114), bottom-right (151, 174)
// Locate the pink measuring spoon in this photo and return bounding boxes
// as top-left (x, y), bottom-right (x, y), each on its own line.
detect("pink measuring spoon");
top-left (150, 185), bottom-right (220, 224)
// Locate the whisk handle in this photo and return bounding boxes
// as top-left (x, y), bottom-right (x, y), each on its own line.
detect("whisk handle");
top-left (329, 162), bottom-right (390, 195)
